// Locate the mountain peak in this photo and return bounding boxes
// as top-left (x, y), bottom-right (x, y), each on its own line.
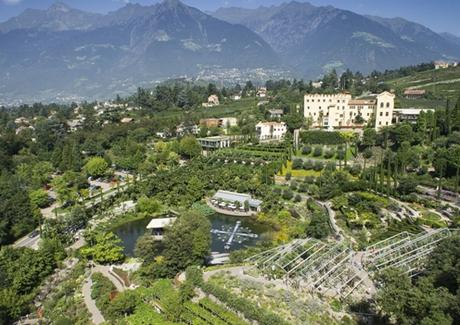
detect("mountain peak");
top-left (160, 0), bottom-right (184, 8)
top-left (48, 2), bottom-right (71, 13)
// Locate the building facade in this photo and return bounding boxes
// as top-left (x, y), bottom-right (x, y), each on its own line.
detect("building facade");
top-left (303, 91), bottom-right (395, 130)
top-left (200, 117), bottom-right (237, 129)
top-left (255, 121), bottom-right (287, 140)
top-left (393, 108), bottom-right (434, 124)
top-left (404, 89), bottom-right (426, 99)
top-left (198, 136), bottom-right (232, 150)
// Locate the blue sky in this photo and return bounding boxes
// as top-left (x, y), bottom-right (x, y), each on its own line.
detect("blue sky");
top-left (1, 0), bottom-right (459, 35)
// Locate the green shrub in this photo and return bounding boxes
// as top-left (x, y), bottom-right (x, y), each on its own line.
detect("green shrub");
top-left (301, 146), bottom-right (312, 155)
top-left (282, 189), bottom-right (294, 200)
top-left (313, 161), bottom-right (324, 171)
top-left (303, 160), bottom-right (314, 170)
top-left (292, 158), bottom-right (303, 169)
top-left (298, 183), bottom-right (309, 192)
top-left (185, 266), bottom-right (204, 287)
top-left (324, 150), bottom-right (335, 159)
top-left (313, 146), bottom-right (323, 157)
top-left (348, 164), bottom-right (362, 176)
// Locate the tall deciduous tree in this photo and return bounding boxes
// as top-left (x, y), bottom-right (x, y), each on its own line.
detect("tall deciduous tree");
top-left (81, 231), bottom-right (124, 264)
top-left (84, 157), bottom-right (109, 178)
top-left (179, 136), bottom-right (201, 159)
top-left (162, 211), bottom-right (211, 275)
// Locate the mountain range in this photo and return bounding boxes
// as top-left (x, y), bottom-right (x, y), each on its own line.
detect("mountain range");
top-left (0, 0), bottom-right (278, 104)
top-left (212, 2), bottom-right (460, 77)
top-left (0, 0), bottom-right (459, 104)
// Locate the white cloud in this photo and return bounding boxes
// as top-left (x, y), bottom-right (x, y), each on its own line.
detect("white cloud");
top-left (2, 0), bottom-right (23, 5)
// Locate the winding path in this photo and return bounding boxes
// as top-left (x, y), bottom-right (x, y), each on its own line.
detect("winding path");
top-left (82, 275), bottom-right (105, 325)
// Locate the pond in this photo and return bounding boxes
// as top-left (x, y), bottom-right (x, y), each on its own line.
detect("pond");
top-left (114, 213), bottom-right (272, 256)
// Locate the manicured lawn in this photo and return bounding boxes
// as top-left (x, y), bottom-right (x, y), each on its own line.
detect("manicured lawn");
top-left (278, 160), bottom-right (321, 178)
top-left (418, 211), bottom-right (448, 228)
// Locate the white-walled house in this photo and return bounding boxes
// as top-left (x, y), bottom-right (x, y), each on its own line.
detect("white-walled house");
top-left (255, 121), bottom-right (287, 140)
top-left (303, 91), bottom-right (395, 130)
top-left (202, 95), bottom-right (220, 107)
top-left (256, 87), bottom-right (267, 98)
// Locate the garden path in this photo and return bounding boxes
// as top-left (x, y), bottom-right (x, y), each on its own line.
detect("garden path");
top-left (82, 275), bottom-right (105, 325)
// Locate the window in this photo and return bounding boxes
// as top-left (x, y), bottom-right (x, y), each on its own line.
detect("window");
top-left (386, 102), bottom-right (390, 108)
top-left (386, 121), bottom-right (389, 125)
top-left (380, 103), bottom-right (384, 108)
top-left (306, 99), bottom-right (309, 102)
top-left (323, 99), bottom-right (326, 102)
top-left (379, 121), bottom-right (382, 125)
top-left (380, 112), bottom-right (383, 116)
top-left (385, 112), bottom-right (389, 116)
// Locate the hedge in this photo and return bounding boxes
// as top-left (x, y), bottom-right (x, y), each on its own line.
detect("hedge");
top-left (201, 282), bottom-right (289, 325)
top-left (300, 130), bottom-right (345, 145)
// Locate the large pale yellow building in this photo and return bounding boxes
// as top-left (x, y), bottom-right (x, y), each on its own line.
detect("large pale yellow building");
top-left (303, 91), bottom-right (395, 130)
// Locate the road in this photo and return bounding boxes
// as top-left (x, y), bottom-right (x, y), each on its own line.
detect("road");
top-left (14, 232), bottom-right (41, 249)
top-left (13, 182), bottom-right (132, 250)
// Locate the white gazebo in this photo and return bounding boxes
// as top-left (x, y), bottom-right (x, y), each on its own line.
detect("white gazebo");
top-left (146, 217), bottom-right (177, 240)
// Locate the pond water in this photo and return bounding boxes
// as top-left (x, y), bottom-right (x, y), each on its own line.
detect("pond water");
top-left (114, 213), bottom-right (271, 256)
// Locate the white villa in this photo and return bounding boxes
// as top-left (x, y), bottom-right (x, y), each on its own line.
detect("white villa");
top-left (255, 121), bottom-right (287, 141)
top-left (303, 91), bottom-right (395, 130)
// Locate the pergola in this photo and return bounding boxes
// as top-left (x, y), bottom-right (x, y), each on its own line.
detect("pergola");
top-left (246, 228), bottom-right (458, 299)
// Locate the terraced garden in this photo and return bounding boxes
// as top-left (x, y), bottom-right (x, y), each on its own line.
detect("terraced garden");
top-left (205, 271), bottom-right (353, 325)
top-left (331, 192), bottom-right (424, 248)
